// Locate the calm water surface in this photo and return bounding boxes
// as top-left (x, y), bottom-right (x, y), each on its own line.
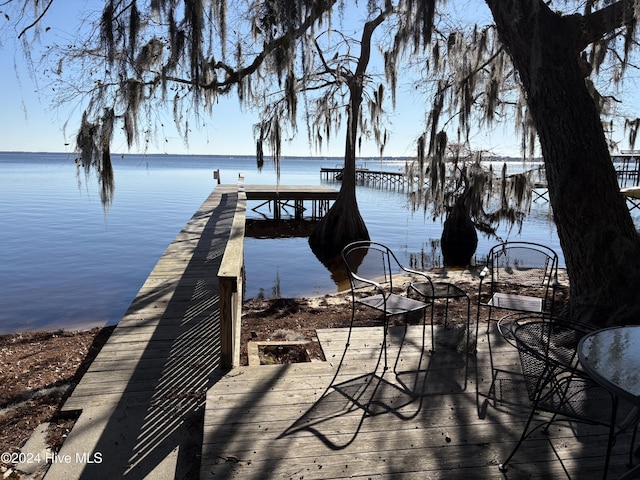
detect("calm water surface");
top-left (0, 151), bottom-right (587, 334)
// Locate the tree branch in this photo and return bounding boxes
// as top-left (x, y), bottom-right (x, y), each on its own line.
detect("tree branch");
top-left (355, 6), bottom-right (395, 78)
top-left (205, 0), bottom-right (337, 92)
top-left (579, 0), bottom-right (636, 50)
top-left (17, 0), bottom-right (54, 39)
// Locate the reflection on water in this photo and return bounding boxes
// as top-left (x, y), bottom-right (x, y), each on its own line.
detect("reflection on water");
top-left (408, 240), bottom-right (442, 271)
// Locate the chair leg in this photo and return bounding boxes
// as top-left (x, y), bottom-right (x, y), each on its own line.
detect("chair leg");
top-left (485, 306), bottom-right (494, 335)
top-left (475, 305), bottom-right (483, 416)
top-left (392, 316), bottom-right (409, 375)
top-left (601, 397), bottom-right (619, 480)
top-left (331, 302), bottom-right (388, 380)
top-left (485, 308), bottom-right (501, 393)
top-left (393, 308), bottom-right (427, 396)
top-left (630, 423), bottom-right (639, 467)
top-left (477, 309), bottom-right (500, 410)
top-left (463, 295), bottom-right (471, 390)
top-left (347, 332), bottom-right (389, 417)
top-left (382, 314), bottom-right (389, 372)
top-left (331, 302), bottom-right (358, 381)
top-left (499, 404), bottom-right (539, 472)
top-left (429, 302), bottom-right (435, 353)
top-left (477, 311), bottom-right (505, 416)
top-left (409, 308), bottom-right (429, 412)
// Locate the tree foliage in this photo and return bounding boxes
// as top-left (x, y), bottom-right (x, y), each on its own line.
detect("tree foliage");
top-left (401, 0), bottom-right (640, 266)
top-left (412, 1), bottom-right (640, 158)
top-left (406, 141), bottom-right (539, 239)
top-left (5, 1), bottom-right (639, 194)
top-left (7, 0), bottom-right (346, 201)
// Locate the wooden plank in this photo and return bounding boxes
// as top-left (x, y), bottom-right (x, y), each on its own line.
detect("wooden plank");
top-left (218, 189), bottom-right (246, 368)
top-left (243, 185), bottom-right (339, 201)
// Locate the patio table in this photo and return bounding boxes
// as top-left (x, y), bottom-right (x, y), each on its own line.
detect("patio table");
top-left (578, 325), bottom-right (640, 480)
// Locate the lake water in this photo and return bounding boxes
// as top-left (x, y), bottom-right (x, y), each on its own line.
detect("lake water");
top-left (0, 151), bottom-right (617, 334)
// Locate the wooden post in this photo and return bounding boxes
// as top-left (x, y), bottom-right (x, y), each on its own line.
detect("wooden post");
top-left (218, 178), bottom-right (246, 369)
top-left (295, 199), bottom-right (303, 220)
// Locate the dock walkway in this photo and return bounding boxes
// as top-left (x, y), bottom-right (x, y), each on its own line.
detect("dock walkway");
top-left (320, 167), bottom-right (406, 189)
top-left (44, 182), bottom-right (335, 479)
top-left (45, 184), bottom-right (238, 479)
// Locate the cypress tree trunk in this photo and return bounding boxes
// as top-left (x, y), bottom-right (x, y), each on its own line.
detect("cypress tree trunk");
top-left (441, 196), bottom-right (478, 267)
top-left (308, 83), bottom-right (370, 264)
top-left (309, 12), bottom-right (392, 265)
top-left (486, 0), bottom-right (640, 326)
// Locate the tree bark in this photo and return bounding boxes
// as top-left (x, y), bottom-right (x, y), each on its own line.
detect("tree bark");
top-left (441, 196), bottom-right (478, 267)
top-left (485, 0), bottom-right (640, 327)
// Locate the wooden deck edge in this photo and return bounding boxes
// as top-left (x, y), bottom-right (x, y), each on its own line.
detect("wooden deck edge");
top-left (218, 183), bottom-right (247, 369)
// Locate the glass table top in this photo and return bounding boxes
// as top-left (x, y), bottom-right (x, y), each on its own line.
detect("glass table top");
top-left (579, 325), bottom-right (640, 401)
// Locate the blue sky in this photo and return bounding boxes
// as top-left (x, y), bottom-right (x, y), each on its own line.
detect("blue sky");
top-left (0, 0), bottom-right (527, 158)
top-left (0, 1), bottom-right (632, 158)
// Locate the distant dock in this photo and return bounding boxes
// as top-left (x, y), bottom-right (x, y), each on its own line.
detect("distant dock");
top-left (523, 153), bottom-right (640, 206)
top-left (320, 167), bottom-right (406, 189)
top-left (615, 151), bottom-right (640, 187)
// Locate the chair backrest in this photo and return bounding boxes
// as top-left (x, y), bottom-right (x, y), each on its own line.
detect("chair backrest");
top-left (486, 242), bottom-right (558, 306)
top-left (509, 318), bottom-right (631, 440)
top-left (511, 319), bottom-right (593, 402)
top-left (342, 241), bottom-right (401, 293)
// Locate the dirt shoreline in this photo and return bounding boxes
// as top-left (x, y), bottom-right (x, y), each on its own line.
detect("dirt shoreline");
top-left (0, 326), bottom-right (114, 477)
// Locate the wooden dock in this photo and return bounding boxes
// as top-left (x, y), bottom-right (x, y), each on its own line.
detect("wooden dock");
top-left (615, 152), bottom-right (640, 187)
top-left (201, 326), bottom-right (638, 479)
top-left (245, 184), bottom-right (338, 220)
top-left (321, 167), bottom-right (407, 189)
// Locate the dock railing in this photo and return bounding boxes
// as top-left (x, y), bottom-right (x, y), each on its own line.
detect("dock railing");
top-left (217, 178), bottom-right (246, 369)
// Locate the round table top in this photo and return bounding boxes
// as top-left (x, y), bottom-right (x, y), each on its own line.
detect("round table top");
top-left (410, 281), bottom-right (468, 299)
top-left (578, 325), bottom-right (640, 402)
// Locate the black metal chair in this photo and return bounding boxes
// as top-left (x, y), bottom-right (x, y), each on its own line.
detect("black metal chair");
top-left (339, 241), bottom-right (432, 393)
top-left (476, 242), bottom-right (559, 410)
top-left (278, 242), bottom-right (433, 444)
top-left (477, 242), bottom-right (559, 332)
top-left (499, 318), bottom-right (639, 477)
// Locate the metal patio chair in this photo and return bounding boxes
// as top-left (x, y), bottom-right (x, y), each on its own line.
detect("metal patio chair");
top-left (278, 241), bottom-right (433, 444)
top-left (339, 241), bottom-right (432, 396)
top-left (498, 318), bottom-right (639, 477)
top-left (477, 242), bottom-right (559, 331)
top-left (476, 242), bottom-right (559, 411)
